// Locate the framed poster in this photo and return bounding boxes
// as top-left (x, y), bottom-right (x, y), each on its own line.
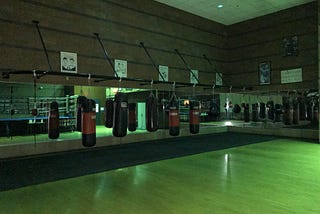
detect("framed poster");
top-left (259, 61), bottom-right (271, 85)
top-left (60, 52), bottom-right (77, 73)
top-left (114, 59), bottom-right (127, 78)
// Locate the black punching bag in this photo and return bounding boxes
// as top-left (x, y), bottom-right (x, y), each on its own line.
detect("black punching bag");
top-left (283, 102), bottom-right (293, 125)
top-left (76, 96), bottom-right (87, 132)
top-left (298, 97), bottom-right (307, 120)
top-left (82, 99), bottom-right (96, 147)
top-left (146, 91), bottom-right (159, 132)
top-left (243, 103), bottom-right (250, 122)
top-left (292, 99), bottom-right (299, 124)
top-left (105, 98), bottom-right (114, 128)
top-left (169, 93), bottom-right (179, 136)
top-left (259, 102), bottom-right (266, 119)
top-left (189, 100), bottom-right (200, 134)
top-left (233, 104), bottom-right (241, 114)
top-left (128, 103), bottom-right (137, 132)
top-left (113, 92), bottom-right (128, 137)
top-left (267, 101), bottom-right (275, 120)
top-left (252, 103), bottom-right (259, 122)
top-left (274, 104), bottom-right (282, 122)
top-left (48, 101), bottom-right (60, 139)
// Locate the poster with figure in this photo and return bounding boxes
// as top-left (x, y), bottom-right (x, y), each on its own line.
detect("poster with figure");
top-left (60, 52), bottom-right (77, 73)
top-left (159, 65), bottom-right (168, 81)
top-left (216, 72), bottom-right (223, 86)
top-left (114, 59), bottom-right (127, 78)
top-left (190, 69), bottom-right (199, 84)
top-left (259, 61), bottom-right (271, 85)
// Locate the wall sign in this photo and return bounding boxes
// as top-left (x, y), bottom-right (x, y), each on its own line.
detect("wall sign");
top-left (60, 52), bottom-right (77, 73)
top-left (159, 65), bottom-right (168, 81)
top-left (114, 59), bottom-right (127, 78)
top-left (190, 69), bottom-right (199, 84)
top-left (281, 68), bottom-right (302, 84)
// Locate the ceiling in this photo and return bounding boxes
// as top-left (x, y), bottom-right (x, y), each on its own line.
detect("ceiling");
top-left (154, 0), bottom-right (315, 25)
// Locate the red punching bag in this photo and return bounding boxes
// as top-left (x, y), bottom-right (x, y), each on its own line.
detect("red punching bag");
top-left (169, 93), bottom-right (179, 136)
top-left (146, 91), bottom-right (159, 132)
top-left (105, 98), bottom-right (114, 128)
top-left (189, 100), bottom-right (200, 134)
top-left (128, 103), bottom-right (137, 132)
top-left (113, 92), bottom-right (128, 137)
top-left (48, 101), bottom-right (60, 139)
top-left (76, 96), bottom-right (87, 132)
top-left (82, 99), bottom-right (96, 147)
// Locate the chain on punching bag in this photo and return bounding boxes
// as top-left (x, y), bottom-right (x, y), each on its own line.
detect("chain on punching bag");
top-left (169, 93), bottom-right (180, 136)
top-left (76, 96), bottom-right (87, 132)
top-left (146, 91), bottom-right (159, 132)
top-left (128, 103), bottom-right (137, 132)
top-left (105, 98), bottom-right (114, 128)
top-left (189, 100), bottom-right (200, 134)
top-left (48, 101), bottom-right (60, 139)
top-left (82, 99), bottom-right (96, 147)
top-left (113, 92), bottom-right (128, 137)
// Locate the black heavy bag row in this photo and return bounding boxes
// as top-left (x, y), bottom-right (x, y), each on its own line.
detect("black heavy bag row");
top-left (274, 104), bottom-right (282, 122)
top-left (82, 99), bottom-right (96, 147)
top-left (128, 103), bottom-right (137, 132)
top-left (292, 99), bottom-right (299, 124)
top-left (113, 92), bottom-right (128, 137)
top-left (189, 100), bottom-right (200, 134)
top-left (283, 103), bottom-right (293, 125)
top-left (169, 93), bottom-right (179, 136)
top-left (146, 91), bottom-right (159, 132)
top-left (105, 98), bottom-right (114, 128)
top-left (243, 103), bottom-right (250, 122)
top-left (252, 103), bottom-right (259, 122)
top-left (266, 101), bottom-right (275, 120)
top-left (48, 101), bottom-right (60, 139)
top-left (76, 96), bottom-right (87, 132)
top-left (259, 102), bottom-right (266, 119)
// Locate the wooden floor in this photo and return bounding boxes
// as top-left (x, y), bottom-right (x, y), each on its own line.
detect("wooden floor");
top-left (0, 138), bottom-right (319, 213)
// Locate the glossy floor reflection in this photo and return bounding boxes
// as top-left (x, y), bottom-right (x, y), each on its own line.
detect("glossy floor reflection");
top-left (1, 138), bottom-right (320, 213)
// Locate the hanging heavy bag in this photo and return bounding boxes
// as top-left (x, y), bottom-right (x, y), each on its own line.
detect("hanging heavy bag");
top-left (298, 97), bottom-right (307, 120)
top-left (274, 104), bottom-right (282, 122)
top-left (82, 99), bottom-right (96, 147)
top-left (105, 98), bottom-right (114, 128)
top-left (146, 91), bottom-right (159, 132)
top-left (113, 92), bottom-right (128, 137)
top-left (76, 96), bottom-right (87, 132)
top-left (252, 103), bottom-right (259, 122)
top-left (233, 104), bottom-right (241, 114)
top-left (283, 102), bottom-right (293, 125)
top-left (189, 100), bottom-right (200, 134)
top-left (266, 101), bottom-right (275, 120)
top-left (243, 103), bottom-right (250, 122)
top-left (169, 93), bottom-right (180, 136)
top-left (259, 102), bottom-right (266, 119)
top-left (292, 99), bottom-right (299, 124)
top-left (48, 101), bottom-right (60, 139)
top-left (313, 101), bottom-right (319, 123)
top-left (306, 100), bottom-right (314, 121)
top-left (128, 103), bottom-right (137, 132)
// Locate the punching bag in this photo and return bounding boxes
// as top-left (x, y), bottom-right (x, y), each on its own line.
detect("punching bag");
top-left (82, 99), bottom-right (96, 147)
top-left (313, 100), bottom-right (319, 123)
top-left (113, 92), bottom-right (128, 137)
top-left (259, 102), bottom-right (266, 119)
top-left (298, 97), bottom-right (307, 120)
top-left (208, 101), bottom-right (220, 121)
top-left (105, 98), bottom-right (114, 128)
top-left (307, 100), bottom-right (315, 121)
top-left (146, 91), bottom-right (159, 132)
top-left (252, 103), bottom-right (259, 122)
top-left (189, 100), bottom-right (200, 134)
top-left (48, 101), bottom-right (60, 139)
top-left (283, 102), bottom-right (293, 125)
top-left (76, 96), bottom-right (87, 132)
top-left (292, 99), bottom-right (299, 124)
top-left (128, 103), bottom-right (137, 132)
top-left (243, 103), bottom-right (250, 122)
top-left (233, 104), bottom-right (241, 114)
top-left (266, 101), bottom-right (275, 120)
top-left (169, 93), bottom-right (180, 136)
top-left (274, 104), bottom-right (282, 122)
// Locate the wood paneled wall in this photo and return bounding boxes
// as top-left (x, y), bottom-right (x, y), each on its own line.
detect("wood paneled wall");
top-left (0, 0), bottom-right (227, 89)
top-left (226, 2), bottom-right (318, 92)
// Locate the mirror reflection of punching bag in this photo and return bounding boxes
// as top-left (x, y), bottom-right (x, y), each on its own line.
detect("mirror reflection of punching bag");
top-left (48, 101), bottom-right (60, 139)
top-left (105, 98), bottom-right (114, 128)
top-left (252, 103), bottom-right (259, 122)
top-left (82, 99), bottom-right (96, 147)
top-left (76, 96), bottom-right (87, 132)
top-left (292, 99), bottom-right (299, 124)
top-left (169, 94), bottom-right (180, 136)
top-left (243, 103), bottom-right (250, 122)
top-left (259, 102), bottom-right (266, 119)
top-left (113, 92), bottom-right (128, 137)
top-left (189, 100), bottom-right (200, 134)
top-left (274, 104), bottom-right (282, 122)
top-left (128, 103), bottom-right (137, 132)
top-left (146, 91), bottom-right (159, 132)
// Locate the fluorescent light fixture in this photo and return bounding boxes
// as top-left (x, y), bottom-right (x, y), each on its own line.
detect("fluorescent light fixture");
top-left (217, 4), bottom-right (223, 8)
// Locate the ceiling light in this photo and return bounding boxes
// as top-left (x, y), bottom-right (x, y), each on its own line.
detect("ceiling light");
top-left (217, 4), bottom-right (223, 8)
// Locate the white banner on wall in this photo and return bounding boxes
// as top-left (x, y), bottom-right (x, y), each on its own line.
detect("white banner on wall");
top-left (60, 51), bottom-right (77, 73)
top-left (159, 65), bottom-right (168, 81)
top-left (281, 68), bottom-right (302, 84)
top-left (190, 69), bottom-right (199, 84)
top-left (114, 59), bottom-right (127, 78)
top-left (216, 73), bottom-right (223, 86)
